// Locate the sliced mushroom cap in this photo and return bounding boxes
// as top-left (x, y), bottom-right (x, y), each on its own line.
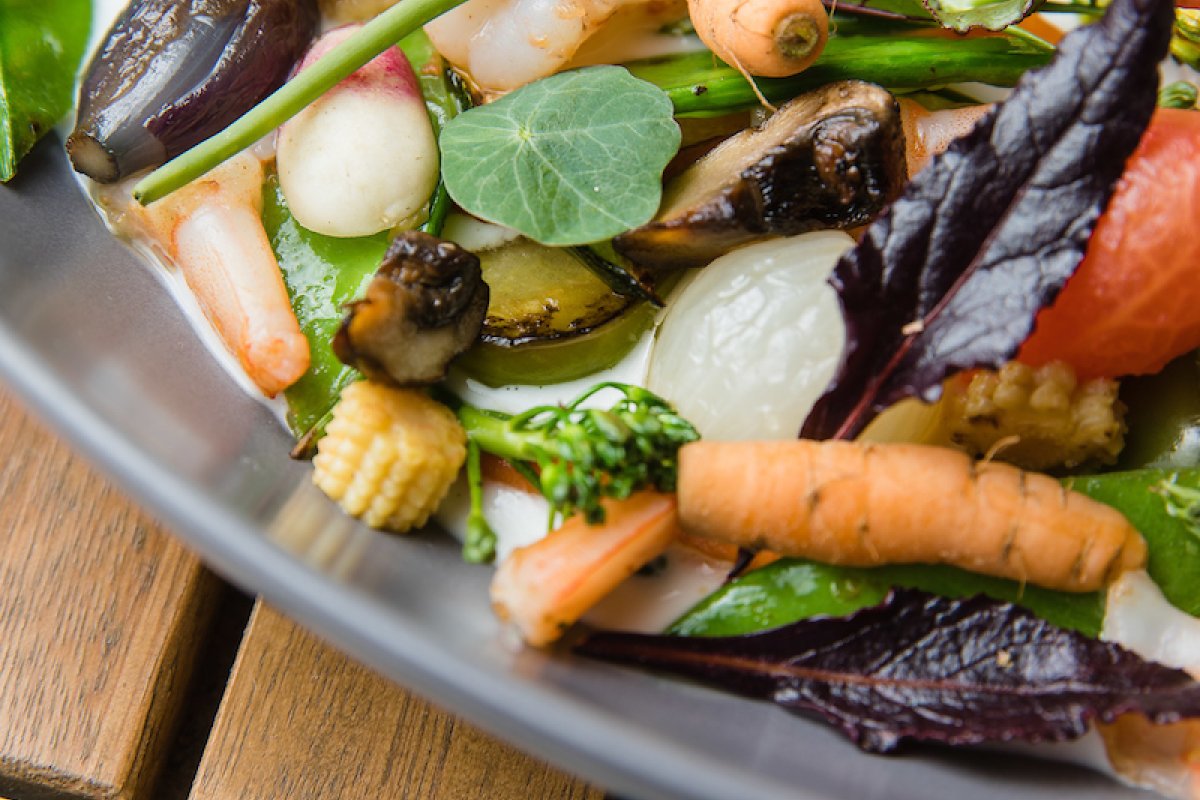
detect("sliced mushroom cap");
top-left (333, 231), bottom-right (488, 386)
top-left (614, 80), bottom-right (906, 270)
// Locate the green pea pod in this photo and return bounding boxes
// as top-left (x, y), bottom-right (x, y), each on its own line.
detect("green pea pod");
top-left (270, 31), bottom-right (470, 447)
top-left (670, 468), bottom-right (1200, 638)
top-left (627, 19), bottom-right (1052, 117)
top-left (668, 560), bottom-right (1105, 638)
top-left (1067, 469), bottom-right (1200, 618)
top-left (1, 0), bottom-right (90, 181)
top-left (1118, 353), bottom-right (1200, 470)
top-left (263, 174), bottom-right (388, 439)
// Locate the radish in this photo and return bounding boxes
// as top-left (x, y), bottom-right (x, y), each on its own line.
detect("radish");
top-left (276, 26), bottom-right (439, 237)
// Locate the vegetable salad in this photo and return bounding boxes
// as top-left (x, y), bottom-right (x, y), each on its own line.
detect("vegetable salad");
top-left (9, 0), bottom-right (1200, 794)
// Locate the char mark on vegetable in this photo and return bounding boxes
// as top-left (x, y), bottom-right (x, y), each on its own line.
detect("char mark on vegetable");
top-left (800, 0), bottom-right (1175, 442)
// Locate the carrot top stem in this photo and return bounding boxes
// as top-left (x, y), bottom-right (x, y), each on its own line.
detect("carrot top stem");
top-left (776, 14), bottom-right (823, 61)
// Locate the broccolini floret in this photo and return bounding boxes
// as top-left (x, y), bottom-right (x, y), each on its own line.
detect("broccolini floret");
top-left (455, 381), bottom-right (700, 559)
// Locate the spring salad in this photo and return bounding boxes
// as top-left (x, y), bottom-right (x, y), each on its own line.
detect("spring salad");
top-left (7, 0), bottom-right (1200, 793)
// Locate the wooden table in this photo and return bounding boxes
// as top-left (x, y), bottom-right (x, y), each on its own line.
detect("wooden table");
top-left (0, 385), bottom-right (604, 800)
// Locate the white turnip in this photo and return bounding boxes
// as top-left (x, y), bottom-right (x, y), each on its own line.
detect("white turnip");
top-left (276, 26), bottom-right (439, 237)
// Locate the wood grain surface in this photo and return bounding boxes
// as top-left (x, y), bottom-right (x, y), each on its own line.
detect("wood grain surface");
top-left (0, 386), bottom-right (220, 800)
top-left (189, 603), bottom-right (605, 800)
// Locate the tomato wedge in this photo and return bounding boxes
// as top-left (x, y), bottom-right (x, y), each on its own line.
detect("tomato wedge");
top-left (1019, 109), bottom-right (1200, 379)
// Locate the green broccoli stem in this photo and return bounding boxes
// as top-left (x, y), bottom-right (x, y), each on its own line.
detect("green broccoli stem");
top-left (463, 440), bottom-right (497, 563)
top-left (133, 0), bottom-right (470, 205)
top-left (457, 405), bottom-right (541, 463)
top-left (455, 382), bottom-right (699, 526)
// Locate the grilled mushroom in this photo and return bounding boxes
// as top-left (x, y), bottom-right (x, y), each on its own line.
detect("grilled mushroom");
top-left (614, 80), bottom-right (906, 270)
top-left (333, 232), bottom-right (488, 386)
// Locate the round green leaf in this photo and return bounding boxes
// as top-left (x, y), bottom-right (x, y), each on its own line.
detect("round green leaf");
top-left (439, 66), bottom-right (681, 246)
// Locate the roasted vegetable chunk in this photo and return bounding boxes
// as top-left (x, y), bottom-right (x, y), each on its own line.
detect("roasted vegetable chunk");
top-left (614, 80), bottom-right (905, 270)
top-left (68, 0), bottom-right (318, 182)
top-left (333, 232), bottom-right (488, 386)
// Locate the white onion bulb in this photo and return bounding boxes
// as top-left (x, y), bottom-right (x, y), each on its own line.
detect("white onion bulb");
top-left (648, 232), bottom-right (852, 440)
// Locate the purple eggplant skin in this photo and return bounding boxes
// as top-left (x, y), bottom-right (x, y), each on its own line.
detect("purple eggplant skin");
top-left (66, 0), bottom-right (318, 183)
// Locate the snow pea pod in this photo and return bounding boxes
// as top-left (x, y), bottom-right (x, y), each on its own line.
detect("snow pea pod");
top-left (668, 559), bottom-right (1105, 638)
top-left (628, 18), bottom-right (1053, 117)
top-left (0, 0), bottom-right (90, 181)
top-left (262, 173), bottom-right (387, 440)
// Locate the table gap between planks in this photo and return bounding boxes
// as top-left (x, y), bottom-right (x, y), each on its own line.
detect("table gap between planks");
top-left (0, 385), bottom-right (605, 800)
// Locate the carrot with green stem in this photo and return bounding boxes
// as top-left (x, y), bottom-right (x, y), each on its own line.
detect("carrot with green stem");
top-left (676, 440), bottom-right (1147, 593)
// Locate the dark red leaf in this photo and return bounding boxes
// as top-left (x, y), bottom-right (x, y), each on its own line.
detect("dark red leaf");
top-left (575, 590), bottom-right (1200, 753)
top-left (801, 0), bottom-right (1175, 441)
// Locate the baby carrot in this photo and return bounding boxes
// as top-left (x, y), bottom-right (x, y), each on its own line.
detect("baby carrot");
top-left (491, 492), bottom-right (679, 647)
top-left (676, 441), bottom-right (1146, 593)
top-left (688, 0), bottom-right (829, 78)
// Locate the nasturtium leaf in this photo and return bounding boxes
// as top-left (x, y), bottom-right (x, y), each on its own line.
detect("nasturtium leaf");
top-left (0, 0), bottom-right (91, 181)
top-left (439, 66), bottom-right (681, 246)
top-left (922, 0), bottom-right (1037, 32)
top-left (579, 590), bottom-right (1200, 754)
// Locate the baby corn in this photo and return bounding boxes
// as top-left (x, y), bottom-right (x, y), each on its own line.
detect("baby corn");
top-left (313, 381), bottom-right (466, 531)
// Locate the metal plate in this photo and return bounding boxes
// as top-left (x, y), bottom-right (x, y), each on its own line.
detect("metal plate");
top-left (0, 138), bottom-right (1153, 800)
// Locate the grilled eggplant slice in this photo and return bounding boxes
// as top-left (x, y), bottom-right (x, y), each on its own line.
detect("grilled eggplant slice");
top-left (614, 80), bottom-right (906, 270)
top-left (454, 238), bottom-right (653, 386)
top-left (479, 239), bottom-right (632, 345)
top-left (68, 0), bottom-right (318, 182)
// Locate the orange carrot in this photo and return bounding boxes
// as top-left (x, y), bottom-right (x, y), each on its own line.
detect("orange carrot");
top-left (676, 440), bottom-right (1146, 592)
top-left (491, 492), bottom-right (679, 647)
top-left (1099, 715), bottom-right (1200, 798)
top-left (688, 0), bottom-right (828, 79)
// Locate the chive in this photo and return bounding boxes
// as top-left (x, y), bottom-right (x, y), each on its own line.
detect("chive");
top-left (133, 0), bottom-right (469, 205)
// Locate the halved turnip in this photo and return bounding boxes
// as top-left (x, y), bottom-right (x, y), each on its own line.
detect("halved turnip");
top-left (276, 25), bottom-right (439, 237)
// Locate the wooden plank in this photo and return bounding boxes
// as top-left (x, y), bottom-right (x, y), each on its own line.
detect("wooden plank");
top-left (190, 603), bottom-right (605, 800)
top-left (0, 387), bottom-right (221, 800)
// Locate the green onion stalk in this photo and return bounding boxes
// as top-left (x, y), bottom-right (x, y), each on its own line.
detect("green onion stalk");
top-left (134, 0), bottom-right (471, 204)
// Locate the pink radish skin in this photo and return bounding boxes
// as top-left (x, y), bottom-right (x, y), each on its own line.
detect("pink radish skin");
top-left (276, 26), bottom-right (439, 237)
